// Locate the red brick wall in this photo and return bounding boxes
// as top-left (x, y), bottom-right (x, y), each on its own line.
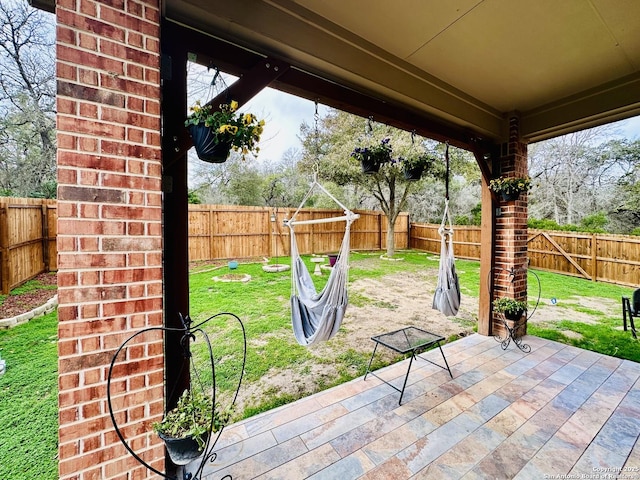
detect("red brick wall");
top-left (493, 115), bottom-right (529, 335)
top-left (56, 0), bottom-right (164, 478)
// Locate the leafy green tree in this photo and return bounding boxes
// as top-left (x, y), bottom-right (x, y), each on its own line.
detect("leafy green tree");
top-left (299, 109), bottom-right (459, 257)
top-left (599, 139), bottom-right (640, 233)
top-left (580, 212), bottom-right (607, 232)
top-left (187, 190), bottom-right (202, 204)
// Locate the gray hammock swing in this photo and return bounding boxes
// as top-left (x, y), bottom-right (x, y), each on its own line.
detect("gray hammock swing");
top-left (284, 177), bottom-right (359, 346)
top-left (432, 144), bottom-right (461, 317)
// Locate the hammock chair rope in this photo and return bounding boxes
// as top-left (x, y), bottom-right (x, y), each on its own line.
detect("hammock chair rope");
top-left (284, 101), bottom-right (359, 345)
top-left (432, 143), bottom-right (461, 317)
top-left (285, 175), bottom-right (359, 346)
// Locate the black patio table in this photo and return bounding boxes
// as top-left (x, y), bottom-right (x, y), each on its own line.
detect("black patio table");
top-left (364, 326), bottom-right (453, 405)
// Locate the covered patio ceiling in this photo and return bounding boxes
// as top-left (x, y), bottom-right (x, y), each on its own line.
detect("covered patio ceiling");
top-left (162, 0), bottom-right (640, 146)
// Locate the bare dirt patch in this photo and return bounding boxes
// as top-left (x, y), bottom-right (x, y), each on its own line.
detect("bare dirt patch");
top-left (235, 270), bottom-right (478, 412)
top-left (526, 296), bottom-right (619, 325)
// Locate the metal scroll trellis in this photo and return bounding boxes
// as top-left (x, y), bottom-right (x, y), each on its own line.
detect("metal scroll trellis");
top-left (490, 266), bottom-right (541, 353)
top-left (107, 312), bottom-right (247, 480)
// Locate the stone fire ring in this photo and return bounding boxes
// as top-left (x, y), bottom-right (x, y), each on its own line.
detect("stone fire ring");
top-left (212, 274), bottom-right (252, 283)
top-left (262, 264), bottom-right (290, 273)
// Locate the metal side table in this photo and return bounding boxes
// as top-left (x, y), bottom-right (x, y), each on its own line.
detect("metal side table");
top-left (364, 326), bottom-right (453, 405)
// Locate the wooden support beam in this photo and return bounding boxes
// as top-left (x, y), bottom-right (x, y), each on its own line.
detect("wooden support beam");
top-left (474, 147), bottom-right (497, 336)
top-left (160, 19), bottom-right (190, 440)
top-left (165, 20), bottom-right (494, 155)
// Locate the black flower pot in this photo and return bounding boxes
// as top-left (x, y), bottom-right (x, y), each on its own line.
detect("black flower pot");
top-left (360, 155), bottom-right (380, 174)
top-left (504, 310), bottom-right (525, 321)
top-left (501, 191), bottom-right (520, 202)
top-left (188, 124), bottom-right (232, 163)
top-left (403, 165), bottom-right (424, 181)
top-left (158, 432), bottom-right (209, 466)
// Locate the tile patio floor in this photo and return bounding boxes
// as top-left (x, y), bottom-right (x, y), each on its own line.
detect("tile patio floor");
top-left (191, 333), bottom-right (640, 479)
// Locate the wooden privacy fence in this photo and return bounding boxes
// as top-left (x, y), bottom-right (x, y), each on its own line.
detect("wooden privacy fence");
top-left (0, 198), bottom-right (57, 294)
top-left (411, 224), bottom-right (640, 287)
top-left (188, 205), bottom-right (409, 261)
top-left (3, 198), bottom-right (638, 293)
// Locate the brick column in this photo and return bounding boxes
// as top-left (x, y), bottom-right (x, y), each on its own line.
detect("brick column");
top-left (493, 115), bottom-right (529, 336)
top-left (56, 1), bottom-right (164, 478)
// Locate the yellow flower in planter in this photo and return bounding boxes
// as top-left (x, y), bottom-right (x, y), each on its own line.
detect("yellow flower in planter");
top-left (489, 176), bottom-right (532, 195)
top-left (185, 100), bottom-right (264, 161)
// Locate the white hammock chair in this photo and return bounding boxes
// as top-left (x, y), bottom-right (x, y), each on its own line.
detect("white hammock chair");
top-left (285, 177), bottom-right (359, 346)
top-left (432, 144), bottom-right (461, 317)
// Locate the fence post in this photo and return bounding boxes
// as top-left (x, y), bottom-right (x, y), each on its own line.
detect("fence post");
top-left (406, 214), bottom-right (411, 249)
top-left (41, 203), bottom-right (50, 272)
top-left (0, 202), bottom-right (8, 294)
top-left (268, 208), bottom-right (273, 258)
top-left (209, 206), bottom-right (216, 260)
top-left (591, 233), bottom-right (598, 282)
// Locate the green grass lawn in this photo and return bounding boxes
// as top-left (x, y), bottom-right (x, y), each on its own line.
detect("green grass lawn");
top-left (0, 311), bottom-right (58, 479)
top-left (0, 250), bottom-right (637, 478)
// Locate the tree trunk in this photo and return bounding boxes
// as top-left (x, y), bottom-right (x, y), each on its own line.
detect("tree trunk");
top-left (386, 220), bottom-right (395, 257)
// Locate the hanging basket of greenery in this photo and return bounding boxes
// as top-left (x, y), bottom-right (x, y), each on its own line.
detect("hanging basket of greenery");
top-left (351, 138), bottom-right (392, 175)
top-left (401, 152), bottom-right (433, 181)
top-left (489, 176), bottom-right (531, 201)
top-left (185, 100), bottom-right (265, 163)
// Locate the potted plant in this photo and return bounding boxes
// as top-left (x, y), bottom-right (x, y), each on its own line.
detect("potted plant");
top-left (489, 176), bottom-right (532, 201)
top-left (493, 297), bottom-right (528, 320)
top-left (152, 389), bottom-right (232, 465)
top-left (350, 137), bottom-right (393, 174)
top-left (401, 152), bottom-right (433, 181)
top-left (185, 100), bottom-right (265, 163)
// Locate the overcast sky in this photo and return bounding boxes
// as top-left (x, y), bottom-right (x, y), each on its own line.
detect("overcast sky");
top-left (216, 86), bottom-right (640, 164)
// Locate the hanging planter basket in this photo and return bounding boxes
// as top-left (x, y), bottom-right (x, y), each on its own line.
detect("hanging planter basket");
top-left (501, 191), bottom-right (521, 202)
top-left (360, 155), bottom-right (380, 174)
top-left (188, 124), bottom-right (232, 163)
top-left (403, 165), bottom-right (425, 181)
top-left (158, 431), bottom-right (209, 466)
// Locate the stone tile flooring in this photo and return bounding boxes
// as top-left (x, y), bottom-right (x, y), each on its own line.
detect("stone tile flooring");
top-left (190, 334), bottom-right (640, 479)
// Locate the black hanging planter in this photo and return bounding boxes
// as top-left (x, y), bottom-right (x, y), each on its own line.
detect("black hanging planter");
top-left (158, 432), bottom-right (209, 466)
top-left (403, 165), bottom-right (424, 181)
top-left (360, 155), bottom-right (380, 174)
top-left (501, 191), bottom-right (521, 202)
top-left (188, 124), bottom-right (232, 163)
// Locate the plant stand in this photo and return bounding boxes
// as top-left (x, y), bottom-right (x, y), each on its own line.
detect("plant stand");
top-left (494, 315), bottom-right (531, 353)
top-left (107, 312), bottom-right (247, 479)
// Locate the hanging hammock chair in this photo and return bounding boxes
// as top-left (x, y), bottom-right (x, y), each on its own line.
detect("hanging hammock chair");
top-left (285, 177), bottom-right (359, 346)
top-left (432, 144), bottom-right (461, 317)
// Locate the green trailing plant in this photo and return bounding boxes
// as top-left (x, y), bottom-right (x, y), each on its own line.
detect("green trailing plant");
top-left (492, 297), bottom-right (527, 317)
top-left (401, 151), bottom-right (433, 170)
top-left (152, 389), bottom-right (232, 451)
top-left (350, 137), bottom-right (393, 164)
top-left (184, 100), bottom-right (265, 160)
top-left (489, 176), bottom-right (531, 195)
